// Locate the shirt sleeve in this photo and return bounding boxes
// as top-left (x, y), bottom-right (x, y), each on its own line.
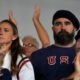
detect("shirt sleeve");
top-left (19, 61), bottom-right (35, 80)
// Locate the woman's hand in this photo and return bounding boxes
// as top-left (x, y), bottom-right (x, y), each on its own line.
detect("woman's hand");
top-left (8, 10), bottom-right (17, 25)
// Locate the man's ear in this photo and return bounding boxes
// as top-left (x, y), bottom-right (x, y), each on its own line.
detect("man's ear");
top-left (74, 27), bottom-right (77, 31)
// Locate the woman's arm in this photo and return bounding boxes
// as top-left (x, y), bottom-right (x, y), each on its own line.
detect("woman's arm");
top-left (32, 5), bottom-right (50, 48)
top-left (62, 52), bottom-right (80, 80)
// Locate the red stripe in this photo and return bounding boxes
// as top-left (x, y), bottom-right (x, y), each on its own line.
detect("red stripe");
top-left (17, 60), bottom-right (29, 80)
top-left (20, 60), bottom-right (29, 70)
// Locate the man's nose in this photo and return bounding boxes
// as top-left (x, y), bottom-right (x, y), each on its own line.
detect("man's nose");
top-left (61, 23), bottom-right (66, 30)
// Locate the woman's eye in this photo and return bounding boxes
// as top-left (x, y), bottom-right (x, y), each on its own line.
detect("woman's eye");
top-left (4, 29), bottom-right (9, 32)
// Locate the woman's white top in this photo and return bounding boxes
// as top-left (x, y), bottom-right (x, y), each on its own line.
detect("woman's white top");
top-left (1, 51), bottom-right (35, 80)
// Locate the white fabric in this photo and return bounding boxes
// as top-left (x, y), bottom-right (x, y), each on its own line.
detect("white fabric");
top-left (2, 51), bottom-right (11, 70)
top-left (2, 52), bottom-right (35, 80)
top-left (12, 55), bottom-right (35, 80)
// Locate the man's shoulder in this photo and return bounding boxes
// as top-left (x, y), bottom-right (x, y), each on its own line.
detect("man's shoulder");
top-left (30, 45), bottom-right (54, 64)
top-left (31, 45), bottom-right (54, 56)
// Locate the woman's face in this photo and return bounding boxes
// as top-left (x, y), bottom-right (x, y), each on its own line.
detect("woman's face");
top-left (0, 22), bottom-right (17, 44)
top-left (23, 38), bottom-right (38, 57)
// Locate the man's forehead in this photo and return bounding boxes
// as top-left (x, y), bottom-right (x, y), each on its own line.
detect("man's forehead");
top-left (54, 18), bottom-right (71, 22)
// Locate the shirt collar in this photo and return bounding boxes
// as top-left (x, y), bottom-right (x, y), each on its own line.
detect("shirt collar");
top-left (2, 51), bottom-right (11, 70)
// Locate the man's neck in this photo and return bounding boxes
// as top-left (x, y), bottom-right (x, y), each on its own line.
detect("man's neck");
top-left (55, 41), bottom-right (75, 48)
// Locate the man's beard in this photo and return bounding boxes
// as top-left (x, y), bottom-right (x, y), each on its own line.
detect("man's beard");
top-left (54, 30), bottom-right (75, 45)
